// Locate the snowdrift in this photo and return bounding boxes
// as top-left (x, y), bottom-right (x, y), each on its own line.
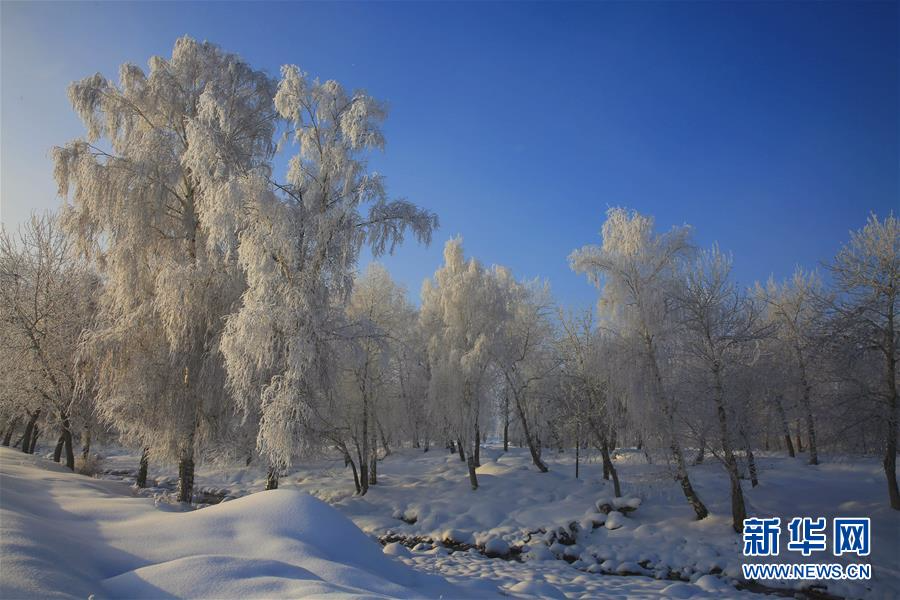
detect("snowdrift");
top-left (0, 448), bottom-right (461, 599)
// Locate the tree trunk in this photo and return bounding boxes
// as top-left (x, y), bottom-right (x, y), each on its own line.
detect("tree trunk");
top-left (361, 392), bottom-right (370, 489)
top-left (693, 431), bottom-right (706, 465)
top-left (20, 410), bottom-right (40, 455)
top-left (456, 437), bottom-right (465, 462)
top-left (28, 426), bottom-right (40, 454)
top-left (80, 426), bottom-right (91, 463)
top-left (60, 416), bottom-right (74, 470)
top-left (136, 447), bottom-right (150, 488)
top-left (2, 416), bottom-right (20, 446)
top-left (355, 440), bottom-right (368, 496)
top-left (600, 439), bottom-right (622, 497)
top-left (713, 365), bottom-right (746, 532)
top-left (672, 439), bottom-right (709, 520)
top-left (54, 436), bottom-right (65, 463)
top-left (588, 416), bottom-right (621, 497)
top-left (369, 447), bottom-right (377, 485)
top-left (575, 434), bottom-right (580, 479)
top-left (377, 420), bottom-right (391, 457)
top-left (746, 446), bottom-right (759, 488)
top-left (347, 453), bottom-right (361, 494)
top-left (466, 454), bottom-right (478, 490)
top-left (884, 305), bottom-right (900, 509)
top-left (265, 466), bottom-right (279, 490)
top-left (509, 385), bottom-right (548, 472)
top-left (646, 336), bottom-right (707, 519)
top-left (795, 418), bottom-right (803, 453)
top-left (773, 394), bottom-right (795, 457)
top-left (503, 393), bottom-right (510, 452)
top-left (177, 450), bottom-right (194, 503)
top-left (473, 424), bottom-right (481, 468)
top-left (796, 354), bottom-right (818, 465)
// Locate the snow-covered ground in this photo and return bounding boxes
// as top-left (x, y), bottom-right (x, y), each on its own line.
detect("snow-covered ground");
top-left (2, 444), bottom-right (897, 599)
top-left (0, 448), bottom-right (466, 599)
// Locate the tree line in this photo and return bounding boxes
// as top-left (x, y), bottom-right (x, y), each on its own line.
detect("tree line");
top-left (1, 38), bottom-right (896, 535)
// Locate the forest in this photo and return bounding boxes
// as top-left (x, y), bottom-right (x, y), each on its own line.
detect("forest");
top-left (1, 36), bottom-right (897, 600)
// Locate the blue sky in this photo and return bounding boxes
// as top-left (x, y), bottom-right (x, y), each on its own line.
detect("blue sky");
top-left (2, 1), bottom-right (897, 309)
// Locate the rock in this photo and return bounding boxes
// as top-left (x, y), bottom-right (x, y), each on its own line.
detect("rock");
top-left (616, 561), bottom-right (643, 574)
top-left (442, 529), bottom-right (472, 546)
top-left (525, 544), bottom-right (555, 562)
top-left (483, 538), bottom-right (510, 558)
top-left (595, 497), bottom-right (615, 514)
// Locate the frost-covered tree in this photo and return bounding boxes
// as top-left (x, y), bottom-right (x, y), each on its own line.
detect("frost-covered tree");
top-left (52, 36), bottom-right (435, 498)
top-left (391, 298), bottom-right (432, 452)
top-left (220, 65), bottom-right (436, 485)
top-left (0, 213), bottom-right (96, 470)
top-left (491, 269), bottom-right (557, 472)
top-left (752, 339), bottom-right (798, 457)
top-left (571, 207), bottom-right (708, 520)
top-left (557, 310), bottom-right (622, 495)
top-left (327, 264), bottom-right (414, 494)
top-left (53, 37), bottom-right (279, 501)
top-left (674, 245), bottom-right (770, 531)
top-left (756, 268), bottom-right (825, 466)
top-left (421, 238), bottom-right (504, 489)
top-left (826, 214), bottom-right (900, 509)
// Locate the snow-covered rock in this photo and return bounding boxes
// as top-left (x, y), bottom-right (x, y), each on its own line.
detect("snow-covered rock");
top-left (523, 544), bottom-right (555, 562)
top-left (605, 510), bottom-right (627, 530)
top-left (483, 537), bottom-right (510, 558)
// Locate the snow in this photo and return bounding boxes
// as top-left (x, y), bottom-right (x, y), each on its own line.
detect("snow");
top-left (483, 538), bottom-right (510, 557)
top-left (383, 542), bottom-right (412, 558)
top-left (604, 511), bottom-right (627, 530)
top-left (0, 448), bottom-right (461, 599)
top-left (507, 579), bottom-right (567, 599)
top-left (4, 444), bottom-right (898, 599)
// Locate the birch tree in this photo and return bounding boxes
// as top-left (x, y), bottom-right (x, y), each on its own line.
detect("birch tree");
top-left (0, 213), bottom-right (96, 470)
top-left (220, 66), bottom-right (436, 486)
top-left (827, 214), bottom-right (900, 509)
top-left (557, 310), bottom-right (622, 496)
top-left (491, 269), bottom-right (557, 472)
top-left (421, 238), bottom-right (504, 489)
top-left (757, 269), bottom-right (825, 466)
top-left (334, 264), bottom-right (411, 493)
top-left (570, 207), bottom-right (708, 520)
top-left (53, 37), bottom-right (279, 501)
top-left (674, 245), bottom-right (770, 531)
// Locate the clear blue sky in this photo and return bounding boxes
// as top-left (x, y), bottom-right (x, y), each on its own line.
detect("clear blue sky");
top-left (2, 1), bottom-right (897, 309)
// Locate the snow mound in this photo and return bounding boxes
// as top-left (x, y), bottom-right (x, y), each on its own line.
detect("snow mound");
top-left (0, 448), bottom-right (461, 599)
top-left (506, 579), bottom-right (567, 599)
top-left (383, 542), bottom-right (412, 558)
